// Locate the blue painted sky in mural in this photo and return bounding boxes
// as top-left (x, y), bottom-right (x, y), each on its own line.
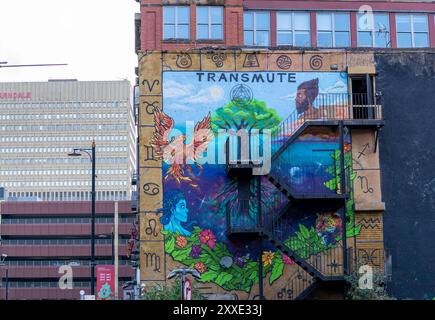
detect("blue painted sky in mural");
top-left (163, 71), bottom-right (348, 126)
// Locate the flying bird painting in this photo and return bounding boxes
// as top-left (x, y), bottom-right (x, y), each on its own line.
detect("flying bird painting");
top-left (150, 109), bottom-right (214, 187)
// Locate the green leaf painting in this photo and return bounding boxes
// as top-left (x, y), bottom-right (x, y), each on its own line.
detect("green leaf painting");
top-left (162, 147), bottom-right (361, 293)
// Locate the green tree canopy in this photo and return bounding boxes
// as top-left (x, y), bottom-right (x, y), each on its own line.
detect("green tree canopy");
top-left (211, 99), bottom-right (282, 133)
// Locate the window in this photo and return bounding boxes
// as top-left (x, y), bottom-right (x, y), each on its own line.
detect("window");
top-left (277, 12), bottom-right (310, 46)
top-left (357, 13), bottom-right (390, 47)
top-left (396, 14), bottom-right (429, 48)
top-left (163, 6), bottom-right (190, 39)
top-left (317, 12), bottom-right (350, 47)
top-left (244, 11), bottom-right (270, 46)
top-left (196, 6), bottom-right (223, 40)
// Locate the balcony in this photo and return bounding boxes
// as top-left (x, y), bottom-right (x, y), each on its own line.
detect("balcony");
top-left (225, 132), bottom-right (264, 176)
top-left (226, 199), bottom-right (262, 236)
top-left (272, 93), bottom-right (383, 156)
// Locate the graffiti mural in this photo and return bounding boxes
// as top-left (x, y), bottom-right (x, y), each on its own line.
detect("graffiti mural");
top-left (150, 69), bottom-right (360, 295)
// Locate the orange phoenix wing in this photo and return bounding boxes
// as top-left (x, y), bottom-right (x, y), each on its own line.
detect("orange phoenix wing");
top-left (150, 110), bottom-right (214, 188)
top-left (150, 108), bottom-right (174, 163)
top-left (186, 112), bottom-right (214, 172)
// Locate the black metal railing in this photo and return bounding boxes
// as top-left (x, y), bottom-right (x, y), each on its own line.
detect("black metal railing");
top-left (276, 269), bottom-right (315, 300)
top-left (226, 197), bottom-right (345, 278)
top-left (226, 199), bottom-right (261, 233)
top-left (270, 162), bottom-right (341, 196)
top-left (262, 211), bottom-right (344, 278)
top-left (272, 93), bottom-right (383, 155)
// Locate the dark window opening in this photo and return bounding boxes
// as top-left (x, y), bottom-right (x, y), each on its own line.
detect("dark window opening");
top-left (351, 75), bottom-right (375, 119)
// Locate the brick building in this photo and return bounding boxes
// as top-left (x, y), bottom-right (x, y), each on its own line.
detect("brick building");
top-left (137, 0), bottom-right (435, 52)
top-left (0, 80), bottom-right (136, 202)
top-left (0, 201), bottom-right (136, 300)
top-left (133, 0), bottom-right (434, 300)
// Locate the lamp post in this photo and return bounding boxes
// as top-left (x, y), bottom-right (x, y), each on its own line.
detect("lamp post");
top-left (167, 268), bottom-right (201, 300)
top-left (0, 254), bottom-right (8, 300)
top-left (68, 140), bottom-right (96, 295)
top-left (0, 61), bottom-right (67, 69)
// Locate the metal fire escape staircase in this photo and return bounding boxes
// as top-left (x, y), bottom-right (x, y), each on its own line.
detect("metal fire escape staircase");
top-left (225, 93), bottom-right (384, 299)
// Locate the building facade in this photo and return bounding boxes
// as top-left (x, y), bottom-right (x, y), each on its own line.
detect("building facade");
top-left (0, 201), bottom-right (136, 300)
top-left (137, 0), bottom-right (435, 51)
top-left (0, 80), bottom-right (136, 202)
top-left (134, 0), bottom-right (434, 300)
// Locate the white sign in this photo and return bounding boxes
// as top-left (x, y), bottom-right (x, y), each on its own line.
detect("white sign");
top-left (84, 295), bottom-right (96, 300)
top-left (183, 278), bottom-right (192, 300)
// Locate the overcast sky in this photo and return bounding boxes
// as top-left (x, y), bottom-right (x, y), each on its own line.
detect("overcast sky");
top-left (0, 0), bottom-right (138, 84)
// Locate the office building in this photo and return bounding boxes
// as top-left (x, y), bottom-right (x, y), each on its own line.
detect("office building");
top-left (0, 80), bottom-right (136, 201)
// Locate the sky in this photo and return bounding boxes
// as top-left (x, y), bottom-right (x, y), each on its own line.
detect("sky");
top-left (0, 0), bottom-right (138, 84)
top-left (163, 71), bottom-right (348, 126)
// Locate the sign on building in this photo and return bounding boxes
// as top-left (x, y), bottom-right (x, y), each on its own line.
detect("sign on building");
top-left (96, 265), bottom-right (115, 300)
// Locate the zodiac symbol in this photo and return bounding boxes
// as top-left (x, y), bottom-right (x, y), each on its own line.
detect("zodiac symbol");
top-left (277, 288), bottom-right (293, 300)
top-left (144, 218), bottom-right (158, 237)
top-left (144, 100), bottom-right (159, 115)
top-left (358, 143), bottom-right (370, 159)
top-left (143, 252), bottom-right (161, 272)
top-left (143, 145), bottom-right (157, 162)
top-left (143, 183), bottom-right (160, 196)
top-left (142, 79), bottom-right (160, 92)
top-left (358, 249), bottom-right (381, 267)
top-left (357, 175), bottom-right (374, 193)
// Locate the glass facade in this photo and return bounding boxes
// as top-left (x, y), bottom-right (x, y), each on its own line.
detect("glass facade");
top-left (0, 80), bottom-right (136, 202)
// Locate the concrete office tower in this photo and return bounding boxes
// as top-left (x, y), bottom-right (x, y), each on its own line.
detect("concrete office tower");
top-left (0, 80), bottom-right (136, 201)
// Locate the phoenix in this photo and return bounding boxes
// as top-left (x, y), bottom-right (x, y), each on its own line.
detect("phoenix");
top-left (150, 109), bottom-right (214, 188)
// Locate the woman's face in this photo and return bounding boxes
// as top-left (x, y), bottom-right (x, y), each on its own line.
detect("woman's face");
top-left (172, 199), bottom-right (188, 222)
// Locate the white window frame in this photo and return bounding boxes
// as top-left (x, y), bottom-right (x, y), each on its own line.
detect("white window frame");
top-left (276, 11), bottom-right (311, 46)
top-left (396, 13), bottom-right (429, 48)
top-left (163, 6), bottom-right (190, 40)
top-left (196, 6), bottom-right (224, 40)
top-left (357, 12), bottom-right (390, 48)
top-left (317, 11), bottom-right (350, 48)
top-left (244, 11), bottom-right (270, 46)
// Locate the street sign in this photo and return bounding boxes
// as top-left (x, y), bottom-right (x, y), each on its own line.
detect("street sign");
top-left (96, 265), bottom-right (115, 300)
top-left (183, 277), bottom-right (192, 300)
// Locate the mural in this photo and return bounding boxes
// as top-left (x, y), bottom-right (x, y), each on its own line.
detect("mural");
top-left (150, 69), bottom-right (361, 295)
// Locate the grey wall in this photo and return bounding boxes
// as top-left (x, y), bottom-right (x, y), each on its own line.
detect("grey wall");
top-left (375, 51), bottom-right (435, 299)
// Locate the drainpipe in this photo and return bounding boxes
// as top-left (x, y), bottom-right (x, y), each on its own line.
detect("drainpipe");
top-left (339, 122), bottom-right (348, 277)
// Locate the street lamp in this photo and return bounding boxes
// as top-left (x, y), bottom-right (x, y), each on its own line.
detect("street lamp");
top-left (0, 254), bottom-right (8, 300)
top-left (68, 140), bottom-right (96, 295)
top-left (0, 61), bottom-right (67, 69)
